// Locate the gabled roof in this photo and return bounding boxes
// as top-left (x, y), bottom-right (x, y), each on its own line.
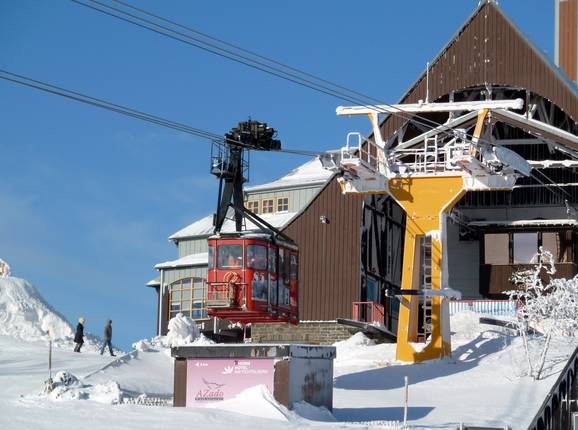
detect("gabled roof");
top-left (155, 252), bottom-right (208, 269)
top-left (169, 211), bottom-right (299, 241)
top-left (379, 0), bottom-right (577, 141)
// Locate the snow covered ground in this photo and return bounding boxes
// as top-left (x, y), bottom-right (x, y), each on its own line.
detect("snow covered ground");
top-left (1, 276), bottom-right (577, 429)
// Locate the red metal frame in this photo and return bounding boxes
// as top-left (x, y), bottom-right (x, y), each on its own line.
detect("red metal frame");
top-left (352, 301), bottom-right (385, 325)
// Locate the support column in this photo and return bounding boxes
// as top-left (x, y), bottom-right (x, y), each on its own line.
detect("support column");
top-left (389, 176), bottom-right (465, 362)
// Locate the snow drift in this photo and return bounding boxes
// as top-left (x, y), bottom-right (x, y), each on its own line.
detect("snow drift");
top-left (0, 276), bottom-right (73, 341)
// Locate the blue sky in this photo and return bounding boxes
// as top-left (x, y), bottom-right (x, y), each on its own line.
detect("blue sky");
top-left (0, 0), bottom-right (555, 349)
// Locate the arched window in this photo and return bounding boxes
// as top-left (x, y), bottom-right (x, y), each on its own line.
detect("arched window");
top-left (168, 277), bottom-right (208, 320)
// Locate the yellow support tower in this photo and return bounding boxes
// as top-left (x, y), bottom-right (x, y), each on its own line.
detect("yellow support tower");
top-left (327, 99), bottom-right (529, 364)
top-left (389, 176), bottom-right (465, 362)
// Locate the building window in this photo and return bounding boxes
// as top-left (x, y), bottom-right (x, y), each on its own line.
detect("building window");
top-left (262, 198), bottom-right (274, 214)
top-left (168, 277), bottom-right (207, 320)
top-left (483, 231), bottom-right (570, 265)
top-left (513, 232), bottom-right (538, 264)
top-left (484, 234), bottom-right (509, 264)
top-left (246, 200), bottom-right (260, 214)
top-left (541, 232), bottom-right (559, 261)
top-left (277, 197), bottom-right (289, 212)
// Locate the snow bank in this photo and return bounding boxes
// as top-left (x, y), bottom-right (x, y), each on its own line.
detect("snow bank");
top-left (166, 313), bottom-right (200, 346)
top-left (204, 385), bottom-right (289, 421)
top-left (290, 401), bottom-right (336, 422)
top-left (0, 276), bottom-right (74, 341)
top-left (46, 372), bottom-right (122, 404)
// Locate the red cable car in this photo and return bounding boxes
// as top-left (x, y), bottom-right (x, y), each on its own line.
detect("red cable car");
top-left (205, 120), bottom-right (299, 326)
top-left (207, 233), bottom-right (298, 324)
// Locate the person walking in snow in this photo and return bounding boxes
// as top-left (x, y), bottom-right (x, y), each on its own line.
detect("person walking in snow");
top-left (100, 319), bottom-right (116, 356)
top-left (74, 317), bottom-right (85, 352)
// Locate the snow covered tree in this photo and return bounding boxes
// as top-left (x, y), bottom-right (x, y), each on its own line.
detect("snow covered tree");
top-left (506, 248), bottom-right (578, 380)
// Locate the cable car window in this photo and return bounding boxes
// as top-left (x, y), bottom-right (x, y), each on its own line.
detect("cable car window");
top-left (208, 245), bottom-right (214, 268)
top-left (247, 245), bottom-right (267, 270)
top-left (279, 249), bottom-right (291, 285)
top-left (290, 254), bottom-right (298, 280)
top-left (268, 248), bottom-right (277, 273)
top-left (218, 244), bottom-right (243, 268)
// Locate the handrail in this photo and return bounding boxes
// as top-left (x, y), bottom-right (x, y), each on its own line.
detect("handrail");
top-left (352, 301), bottom-right (385, 325)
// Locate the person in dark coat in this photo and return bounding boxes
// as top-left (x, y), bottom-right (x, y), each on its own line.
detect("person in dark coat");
top-left (73, 317), bottom-right (85, 352)
top-left (100, 319), bottom-right (115, 356)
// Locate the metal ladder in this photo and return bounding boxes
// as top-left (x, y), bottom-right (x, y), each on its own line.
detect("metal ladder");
top-left (418, 236), bottom-right (433, 342)
top-left (423, 136), bottom-right (439, 173)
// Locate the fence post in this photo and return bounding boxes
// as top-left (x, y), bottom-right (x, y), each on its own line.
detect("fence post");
top-left (404, 376), bottom-right (409, 428)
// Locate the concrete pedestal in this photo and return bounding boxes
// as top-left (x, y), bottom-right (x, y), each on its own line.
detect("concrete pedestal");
top-left (172, 344), bottom-right (335, 410)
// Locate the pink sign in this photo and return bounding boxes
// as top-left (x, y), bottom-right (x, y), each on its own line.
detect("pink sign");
top-left (186, 358), bottom-right (275, 405)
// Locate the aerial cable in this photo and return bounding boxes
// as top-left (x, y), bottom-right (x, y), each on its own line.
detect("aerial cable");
top-left (70, 0), bottom-right (561, 159)
top-left (0, 68), bottom-right (320, 156)
top-left (2, 69), bottom-right (574, 206)
top-left (531, 168), bottom-right (575, 202)
top-left (70, 0), bottom-right (461, 136)
top-left (107, 0), bottom-right (389, 107)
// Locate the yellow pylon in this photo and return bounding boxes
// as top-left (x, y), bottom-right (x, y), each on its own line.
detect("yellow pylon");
top-left (389, 176), bottom-right (465, 362)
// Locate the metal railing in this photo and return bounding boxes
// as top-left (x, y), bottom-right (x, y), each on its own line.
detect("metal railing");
top-left (341, 132), bottom-right (382, 173)
top-left (206, 283), bottom-right (246, 308)
top-left (352, 301), bottom-right (385, 325)
top-left (449, 299), bottom-right (517, 317)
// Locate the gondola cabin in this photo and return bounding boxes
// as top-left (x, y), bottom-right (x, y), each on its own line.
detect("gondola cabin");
top-left (206, 233), bottom-right (298, 324)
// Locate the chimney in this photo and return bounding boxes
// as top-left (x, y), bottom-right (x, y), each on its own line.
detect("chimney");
top-left (555, 0), bottom-right (578, 82)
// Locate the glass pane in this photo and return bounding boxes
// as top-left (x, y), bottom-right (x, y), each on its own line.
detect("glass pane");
top-left (182, 289), bottom-right (191, 300)
top-left (262, 199), bottom-right (274, 213)
top-left (218, 244), bottom-right (243, 268)
top-left (181, 279), bottom-right (191, 289)
top-left (268, 250), bottom-right (277, 273)
top-left (208, 246), bottom-right (214, 268)
top-left (251, 272), bottom-right (268, 301)
top-left (247, 245), bottom-right (268, 270)
top-left (366, 277), bottom-right (378, 302)
top-left (192, 287), bottom-right (204, 300)
top-left (541, 233), bottom-right (559, 262)
top-left (290, 254), bottom-right (298, 280)
top-left (277, 197), bottom-right (288, 212)
top-left (171, 290), bottom-right (181, 301)
top-left (484, 234), bottom-right (509, 264)
top-left (513, 232), bottom-right (538, 264)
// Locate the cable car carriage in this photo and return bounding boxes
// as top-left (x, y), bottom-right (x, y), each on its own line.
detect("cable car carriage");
top-left (207, 233), bottom-right (298, 323)
top-left (205, 120), bottom-right (299, 325)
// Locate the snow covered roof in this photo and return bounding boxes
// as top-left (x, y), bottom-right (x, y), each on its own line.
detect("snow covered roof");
top-left (169, 211), bottom-right (298, 241)
top-left (145, 277), bottom-right (160, 287)
top-left (245, 157), bottom-right (334, 193)
top-left (154, 252), bottom-right (208, 270)
top-left (468, 219), bottom-right (578, 228)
